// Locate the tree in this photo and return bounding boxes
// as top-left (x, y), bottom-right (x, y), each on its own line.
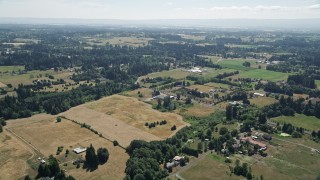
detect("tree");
top-left (315, 103), bottom-right (320, 119)
top-left (180, 158), bottom-right (186, 166)
top-left (0, 125), bottom-right (2, 133)
top-left (258, 113), bottom-right (267, 124)
top-left (197, 142), bottom-right (203, 153)
top-left (56, 116), bottom-right (61, 122)
top-left (97, 147), bottom-right (109, 164)
top-left (226, 105), bottom-right (233, 121)
top-left (185, 97), bottom-right (192, 104)
top-left (85, 144), bottom-right (99, 169)
top-left (113, 140), bottom-right (119, 146)
top-left (219, 127), bottom-right (228, 135)
top-left (171, 125), bottom-right (176, 131)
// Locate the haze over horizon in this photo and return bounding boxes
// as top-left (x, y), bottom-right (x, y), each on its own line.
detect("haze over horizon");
top-left (0, 0), bottom-right (319, 20)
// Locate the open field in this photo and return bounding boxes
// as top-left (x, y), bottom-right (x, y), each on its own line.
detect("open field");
top-left (272, 114), bottom-right (320, 131)
top-left (85, 95), bottom-right (187, 139)
top-left (232, 69), bottom-right (290, 82)
top-left (139, 69), bottom-right (192, 80)
top-left (217, 59), bottom-right (257, 71)
top-left (0, 69), bottom-right (73, 88)
top-left (179, 103), bottom-right (216, 117)
top-left (123, 88), bottom-right (154, 99)
top-left (250, 97), bottom-right (277, 108)
top-left (0, 65), bottom-right (25, 72)
top-left (6, 115), bottom-right (128, 179)
top-left (0, 132), bottom-right (33, 180)
top-left (85, 37), bottom-right (153, 47)
top-left (180, 154), bottom-right (238, 180)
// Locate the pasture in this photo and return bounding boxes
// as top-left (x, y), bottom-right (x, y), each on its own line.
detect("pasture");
top-left (0, 132), bottom-right (33, 180)
top-left (139, 69), bottom-right (191, 80)
top-left (6, 115), bottom-right (128, 179)
top-left (249, 97), bottom-right (277, 108)
top-left (272, 114), bottom-right (320, 131)
top-left (0, 65), bottom-right (25, 72)
top-left (179, 154), bottom-right (238, 180)
top-left (217, 59), bottom-right (256, 71)
top-left (85, 95), bottom-right (187, 139)
top-left (232, 69), bottom-right (290, 82)
top-left (180, 103), bottom-right (216, 117)
top-left (0, 69), bottom-right (73, 88)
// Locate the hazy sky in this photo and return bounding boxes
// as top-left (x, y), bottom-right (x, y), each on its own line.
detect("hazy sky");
top-left (0, 0), bottom-right (319, 19)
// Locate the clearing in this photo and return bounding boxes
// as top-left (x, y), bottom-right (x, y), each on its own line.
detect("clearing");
top-left (232, 69), bottom-right (290, 82)
top-left (271, 114), bottom-right (320, 131)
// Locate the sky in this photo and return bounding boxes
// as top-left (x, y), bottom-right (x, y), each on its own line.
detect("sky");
top-left (0, 0), bottom-right (319, 19)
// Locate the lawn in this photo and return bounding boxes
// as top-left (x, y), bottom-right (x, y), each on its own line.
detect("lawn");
top-left (233, 69), bottom-right (291, 82)
top-left (272, 114), bottom-right (320, 131)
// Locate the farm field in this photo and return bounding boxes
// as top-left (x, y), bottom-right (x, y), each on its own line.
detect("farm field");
top-left (250, 97), bottom-right (277, 108)
top-left (272, 114), bottom-right (320, 131)
top-left (0, 131), bottom-right (33, 180)
top-left (6, 115), bottom-right (128, 179)
top-left (0, 69), bottom-right (73, 88)
top-left (232, 69), bottom-right (290, 82)
top-left (217, 59), bottom-right (257, 71)
top-left (179, 103), bottom-right (216, 117)
top-left (0, 65), bottom-right (25, 72)
top-left (85, 95), bottom-right (187, 139)
top-left (179, 34), bottom-right (206, 41)
top-left (205, 82), bottom-right (230, 89)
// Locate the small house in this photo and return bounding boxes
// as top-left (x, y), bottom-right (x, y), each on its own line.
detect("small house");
top-left (73, 147), bottom-right (87, 154)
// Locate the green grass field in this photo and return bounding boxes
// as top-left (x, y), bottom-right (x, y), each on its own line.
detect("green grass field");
top-left (233, 69), bottom-right (290, 82)
top-left (272, 114), bottom-right (320, 131)
top-left (217, 59), bottom-right (256, 71)
top-left (0, 66), bottom-right (25, 72)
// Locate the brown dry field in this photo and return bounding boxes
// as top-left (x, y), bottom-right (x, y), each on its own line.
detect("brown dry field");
top-left (124, 88), bottom-right (153, 99)
top-left (0, 81), bottom-right (6, 88)
top-left (181, 103), bottom-right (216, 117)
top-left (6, 116), bottom-right (128, 179)
top-left (61, 95), bottom-right (188, 147)
top-left (0, 131), bottom-right (33, 180)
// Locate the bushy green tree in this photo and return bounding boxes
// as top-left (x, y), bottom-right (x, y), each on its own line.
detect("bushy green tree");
top-left (97, 147), bottom-right (109, 164)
